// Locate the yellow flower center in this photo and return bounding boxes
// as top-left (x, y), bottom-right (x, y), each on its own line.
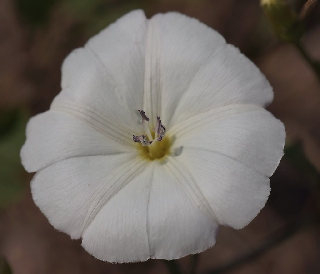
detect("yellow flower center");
top-left (138, 135), bottom-right (171, 161)
top-left (133, 110), bottom-right (171, 161)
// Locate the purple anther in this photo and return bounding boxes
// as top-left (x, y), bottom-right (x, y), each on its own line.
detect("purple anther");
top-left (155, 116), bottom-right (166, 141)
top-left (132, 134), bottom-right (153, 146)
top-left (137, 110), bottom-right (150, 122)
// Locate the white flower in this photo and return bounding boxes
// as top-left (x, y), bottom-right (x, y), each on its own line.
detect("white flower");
top-left (21, 10), bottom-right (285, 263)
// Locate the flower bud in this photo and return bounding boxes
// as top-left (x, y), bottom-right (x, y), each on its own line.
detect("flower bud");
top-left (261, 0), bottom-right (303, 43)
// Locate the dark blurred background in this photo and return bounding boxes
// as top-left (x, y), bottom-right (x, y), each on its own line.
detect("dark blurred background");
top-left (1, 0), bottom-right (320, 273)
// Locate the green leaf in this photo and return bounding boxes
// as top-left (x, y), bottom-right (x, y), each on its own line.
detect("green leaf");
top-left (0, 110), bottom-right (28, 208)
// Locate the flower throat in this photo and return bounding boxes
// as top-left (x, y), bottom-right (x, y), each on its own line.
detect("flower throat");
top-left (133, 110), bottom-right (171, 160)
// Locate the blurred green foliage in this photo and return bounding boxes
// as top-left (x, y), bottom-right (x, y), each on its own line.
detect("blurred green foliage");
top-left (14, 0), bottom-right (149, 36)
top-left (14, 0), bottom-right (60, 27)
top-left (0, 110), bottom-right (20, 138)
top-left (0, 110), bottom-right (28, 208)
top-left (284, 142), bottom-right (320, 185)
top-left (0, 258), bottom-right (12, 274)
top-left (62, 0), bottom-right (148, 36)
top-left (262, 0), bottom-right (303, 43)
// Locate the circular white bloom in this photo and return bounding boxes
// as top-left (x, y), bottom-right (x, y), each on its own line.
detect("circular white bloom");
top-left (21, 10), bottom-right (285, 263)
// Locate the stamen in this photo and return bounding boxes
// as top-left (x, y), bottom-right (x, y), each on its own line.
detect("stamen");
top-left (138, 109), bottom-right (153, 141)
top-left (133, 111), bottom-right (166, 147)
top-left (137, 110), bottom-right (149, 122)
top-left (155, 116), bottom-right (166, 141)
top-left (132, 135), bottom-right (153, 146)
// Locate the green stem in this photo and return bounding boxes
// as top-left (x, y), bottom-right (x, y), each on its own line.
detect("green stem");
top-left (190, 254), bottom-right (199, 274)
top-left (294, 41), bottom-right (320, 83)
top-left (163, 260), bottom-right (182, 274)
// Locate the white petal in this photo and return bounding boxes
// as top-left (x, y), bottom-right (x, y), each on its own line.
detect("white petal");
top-left (21, 111), bottom-right (132, 173)
top-left (82, 161), bottom-right (154, 263)
top-left (31, 154), bottom-right (141, 240)
top-left (170, 104), bottom-right (285, 177)
top-left (82, 160), bottom-right (218, 262)
top-left (147, 161), bottom-right (218, 259)
top-left (177, 148), bottom-right (270, 229)
top-left (142, 12), bottom-right (272, 127)
top-left (55, 10), bottom-right (147, 133)
top-left (170, 45), bottom-right (273, 127)
top-left (143, 12), bottom-right (226, 125)
top-left (169, 104), bottom-right (285, 229)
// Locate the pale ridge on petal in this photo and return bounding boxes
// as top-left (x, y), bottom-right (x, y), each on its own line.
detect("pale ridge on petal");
top-left (187, 147), bottom-right (267, 177)
top-left (59, 10), bottom-right (147, 134)
top-left (143, 18), bottom-right (162, 125)
top-left (21, 111), bottom-right (132, 173)
top-left (171, 104), bottom-right (285, 177)
top-left (169, 104), bottom-right (260, 138)
top-left (84, 46), bottom-right (131, 112)
top-left (147, 162), bottom-right (218, 259)
top-left (146, 163), bottom-right (155, 258)
top-left (178, 148), bottom-right (271, 229)
top-left (166, 157), bottom-right (218, 222)
top-left (84, 10), bottom-right (147, 119)
top-left (82, 163), bottom-right (155, 262)
top-left (81, 157), bottom-right (147, 234)
top-left (55, 46), bottom-right (142, 135)
top-left (52, 100), bottom-right (133, 146)
top-left (144, 12), bottom-right (227, 126)
top-left (30, 154), bottom-right (136, 239)
top-left (169, 44), bottom-right (273, 127)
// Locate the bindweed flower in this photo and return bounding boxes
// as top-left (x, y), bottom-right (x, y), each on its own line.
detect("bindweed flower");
top-left (21, 10), bottom-right (285, 263)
